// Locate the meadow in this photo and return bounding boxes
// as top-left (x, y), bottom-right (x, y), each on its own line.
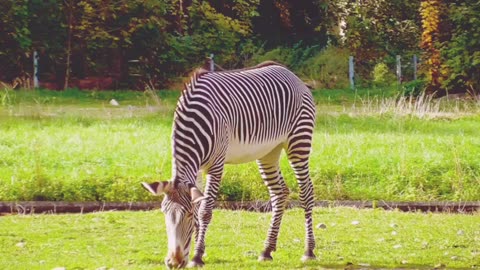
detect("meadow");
top-left (0, 88), bottom-right (480, 202)
top-left (0, 207), bottom-right (479, 269)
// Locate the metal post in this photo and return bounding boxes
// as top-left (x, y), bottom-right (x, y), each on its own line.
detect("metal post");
top-left (209, 53), bottom-right (214, 72)
top-left (413, 55), bottom-right (418, 81)
top-left (396, 55), bottom-right (402, 85)
top-left (33, 51), bottom-right (39, 88)
top-left (349, 56), bottom-right (354, 90)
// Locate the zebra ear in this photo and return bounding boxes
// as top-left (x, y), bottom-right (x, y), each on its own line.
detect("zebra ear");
top-left (141, 181), bottom-right (172, 196)
top-left (190, 187), bottom-right (205, 203)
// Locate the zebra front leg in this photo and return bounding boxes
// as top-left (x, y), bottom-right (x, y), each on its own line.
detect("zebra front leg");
top-left (257, 160), bottom-right (289, 261)
top-left (188, 167), bottom-right (223, 268)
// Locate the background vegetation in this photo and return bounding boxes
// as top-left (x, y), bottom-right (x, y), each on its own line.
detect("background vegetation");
top-left (1, 0), bottom-right (479, 93)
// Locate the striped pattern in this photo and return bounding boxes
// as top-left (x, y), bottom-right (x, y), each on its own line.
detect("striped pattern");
top-left (162, 62), bottom-right (316, 267)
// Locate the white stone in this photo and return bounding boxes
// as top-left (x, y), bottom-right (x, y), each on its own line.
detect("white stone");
top-left (109, 99), bottom-right (119, 106)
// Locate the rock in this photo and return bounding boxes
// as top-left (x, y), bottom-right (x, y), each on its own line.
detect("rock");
top-left (316, 223), bottom-right (327, 229)
top-left (351, 220), bottom-right (360, 226)
top-left (422, 242), bottom-right (429, 249)
top-left (109, 99), bottom-right (119, 106)
top-left (15, 242), bottom-right (26, 248)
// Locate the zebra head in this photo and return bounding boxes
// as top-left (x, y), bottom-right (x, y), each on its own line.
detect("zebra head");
top-left (142, 181), bottom-right (205, 269)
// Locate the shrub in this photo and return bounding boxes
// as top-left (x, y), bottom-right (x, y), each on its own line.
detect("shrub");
top-left (372, 63), bottom-right (396, 87)
top-left (402, 79), bottom-right (426, 96)
top-left (299, 46), bottom-right (350, 89)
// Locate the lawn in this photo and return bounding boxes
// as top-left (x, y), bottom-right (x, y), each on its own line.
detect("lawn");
top-left (0, 208), bottom-right (478, 269)
top-left (0, 88), bottom-right (479, 202)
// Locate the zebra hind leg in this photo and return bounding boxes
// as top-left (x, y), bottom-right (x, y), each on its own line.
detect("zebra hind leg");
top-left (287, 124), bottom-right (316, 261)
top-left (257, 146), bottom-right (289, 261)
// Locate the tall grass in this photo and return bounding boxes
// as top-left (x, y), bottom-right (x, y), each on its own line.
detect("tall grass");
top-left (0, 88), bottom-right (479, 202)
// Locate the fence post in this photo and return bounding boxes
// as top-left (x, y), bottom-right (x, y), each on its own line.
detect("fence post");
top-left (349, 56), bottom-right (354, 90)
top-left (396, 55), bottom-right (402, 85)
top-left (33, 51), bottom-right (39, 88)
top-left (209, 53), bottom-right (214, 72)
top-left (413, 54), bottom-right (418, 81)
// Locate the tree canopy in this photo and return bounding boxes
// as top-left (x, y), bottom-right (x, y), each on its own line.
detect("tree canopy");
top-left (0, 0), bottom-right (478, 93)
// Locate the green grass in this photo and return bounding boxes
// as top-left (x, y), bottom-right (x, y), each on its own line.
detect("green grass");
top-left (0, 88), bottom-right (479, 202)
top-left (0, 208), bottom-right (479, 269)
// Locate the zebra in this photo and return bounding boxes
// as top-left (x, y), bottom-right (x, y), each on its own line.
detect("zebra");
top-left (142, 61), bottom-right (316, 268)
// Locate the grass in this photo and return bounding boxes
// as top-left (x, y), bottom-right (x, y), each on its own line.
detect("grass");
top-left (0, 208), bottom-right (479, 269)
top-left (0, 87), bottom-right (480, 202)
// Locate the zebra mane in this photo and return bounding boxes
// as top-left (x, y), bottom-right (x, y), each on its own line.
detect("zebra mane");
top-left (184, 61), bottom-right (287, 93)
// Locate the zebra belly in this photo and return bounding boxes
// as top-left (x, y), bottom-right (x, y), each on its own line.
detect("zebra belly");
top-left (224, 138), bottom-right (285, 164)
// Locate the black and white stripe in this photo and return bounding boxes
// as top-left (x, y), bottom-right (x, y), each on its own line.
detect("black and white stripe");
top-left (160, 62), bottom-right (316, 267)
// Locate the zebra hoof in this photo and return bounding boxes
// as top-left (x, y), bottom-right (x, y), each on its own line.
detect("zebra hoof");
top-left (187, 257), bottom-right (204, 268)
top-left (258, 251), bottom-right (273, 262)
top-left (301, 251), bottom-right (316, 262)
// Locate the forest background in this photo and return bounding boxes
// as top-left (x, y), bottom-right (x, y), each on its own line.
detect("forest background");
top-left (0, 0), bottom-right (479, 95)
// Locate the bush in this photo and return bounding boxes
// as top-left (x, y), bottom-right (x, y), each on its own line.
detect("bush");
top-left (299, 46), bottom-right (350, 89)
top-left (372, 63), bottom-right (396, 87)
top-left (250, 45), bottom-right (350, 89)
top-left (402, 79), bottom-right (426, 96)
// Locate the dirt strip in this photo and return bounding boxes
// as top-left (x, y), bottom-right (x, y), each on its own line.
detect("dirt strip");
top-left (0, 201), bottom-right (478, 215)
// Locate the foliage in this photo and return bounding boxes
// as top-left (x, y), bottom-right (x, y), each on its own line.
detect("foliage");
top-left (252, 0), bottom-right (337, 48)
top-left (249, 42), bottom-right (320, 71)
top-left (339, 0), bottom-right (422, 81)
top-left (372, 63), bottom-right (395, 87)
top-left (402, 79), bottom-right (427, 96)
top-left (441, 0), bottom-right (480, 94)
top-left (299, 46), bottom-right (350, 89)
top-left (0, 0), bottom-right (479, 92)
top-left (0, 0), bottom-right (31, 80)
top-left (419, 0), bottom-right (449, 94)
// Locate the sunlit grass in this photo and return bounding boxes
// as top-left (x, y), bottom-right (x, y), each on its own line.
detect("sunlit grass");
top-left (0, 88), bottom-right (479, 202)
top-left (0, 208), bottom-right (478, 269)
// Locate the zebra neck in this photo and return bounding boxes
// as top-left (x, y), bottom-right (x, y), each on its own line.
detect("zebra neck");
top-left (170, 156), bottom-right (198, 189)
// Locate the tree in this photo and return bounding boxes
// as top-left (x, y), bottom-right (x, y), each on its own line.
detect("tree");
top-left (252, 0), bottom-right (334, 48)
top-left (0, 0), bottom-right (31, 82)
top-left (441, 0), bottom-right (480, 94)
top-left (340, 0), bottom-right (421, 81)
top-left (419, 0), bottom-right (449, 94)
